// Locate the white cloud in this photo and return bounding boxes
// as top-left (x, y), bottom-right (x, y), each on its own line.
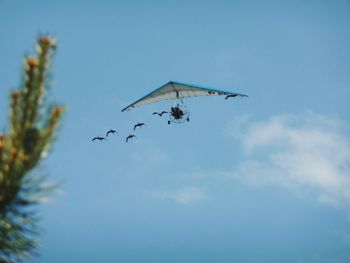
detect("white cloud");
top-left (152, 187), bottom-right (205, 205)
top-left (228, 112), bottom-right (350, 210)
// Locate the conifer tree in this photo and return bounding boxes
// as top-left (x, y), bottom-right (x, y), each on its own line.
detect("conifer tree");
top-left (0, 36), bottom-right (64, 262)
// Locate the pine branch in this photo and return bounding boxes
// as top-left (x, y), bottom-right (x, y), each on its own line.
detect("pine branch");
top-left (0, 35), bottom-right (64, 262)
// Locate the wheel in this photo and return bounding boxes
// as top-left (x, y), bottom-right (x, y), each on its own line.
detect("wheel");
top-left (168, 120), bottom-right (171, 125)
top-left (187, 117), bottom-right (190, 122)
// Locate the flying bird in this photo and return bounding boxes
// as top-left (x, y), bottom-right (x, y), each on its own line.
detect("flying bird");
top-left (133, 123), bottom-right (145, 130)
top-left (126, 134), bottom-right (136, 143)
top-left (106, 129), bottom-right (117, 137)
top-left (225, 94), bottom-right (248, 100)
top-left (92, 136), bottom-right (105, 141)
top-left (153, 111), bottom-right (168, 117)
top-left (225, 94), bottom-right (238, 100)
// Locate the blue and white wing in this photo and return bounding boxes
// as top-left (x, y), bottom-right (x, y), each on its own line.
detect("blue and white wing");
top-left (121, 81), bottom-right (248, 112)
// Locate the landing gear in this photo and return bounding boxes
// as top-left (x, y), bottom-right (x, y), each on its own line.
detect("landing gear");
top-left (168, 118), bottom-right (189, 125)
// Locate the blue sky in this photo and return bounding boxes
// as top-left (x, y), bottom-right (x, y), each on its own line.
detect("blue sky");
top-left (1, 0), bottom-right (350, 262)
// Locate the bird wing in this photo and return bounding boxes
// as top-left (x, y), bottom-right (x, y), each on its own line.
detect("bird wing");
top-left (121, 81), bottom-right (248, 111)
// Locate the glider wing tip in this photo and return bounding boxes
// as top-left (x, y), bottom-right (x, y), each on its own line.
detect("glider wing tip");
top-left (121, 107), bottom-right (129, 112)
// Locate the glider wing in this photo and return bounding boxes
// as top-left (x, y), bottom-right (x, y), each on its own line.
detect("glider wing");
top-left (121, 81), bottom-right (247, 112)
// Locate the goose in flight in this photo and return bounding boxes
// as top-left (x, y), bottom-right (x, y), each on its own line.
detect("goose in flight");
top-left (106, 129), bottom-right (117, 137)
top-left (92, 136), bottom-right (105, 141)
top-left (133, 123), bottom-right (145, 130)
top-left (225, 94), bottom-right (248, 100)
top-left (126, 134), bottom-right (136, 143)
top-left (153, 111), bottom-right (168, 117)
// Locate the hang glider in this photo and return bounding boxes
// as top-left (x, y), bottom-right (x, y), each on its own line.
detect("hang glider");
top-left (121, 81), bottom-right (248, 112)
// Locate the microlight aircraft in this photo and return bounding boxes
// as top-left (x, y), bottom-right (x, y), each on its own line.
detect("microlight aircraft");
top-left (121, 81), bottom-right (247, 124)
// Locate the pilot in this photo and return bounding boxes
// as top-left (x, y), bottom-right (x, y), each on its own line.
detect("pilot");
top-left (171, 105), bottom-right (183, 119)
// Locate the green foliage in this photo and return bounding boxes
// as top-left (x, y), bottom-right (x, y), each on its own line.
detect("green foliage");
top-left (0, 36), bottom-right (64, 262)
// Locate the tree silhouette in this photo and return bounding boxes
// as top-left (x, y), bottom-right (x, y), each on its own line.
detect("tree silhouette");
top-left (0, 36), bottom-right (64, 262)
